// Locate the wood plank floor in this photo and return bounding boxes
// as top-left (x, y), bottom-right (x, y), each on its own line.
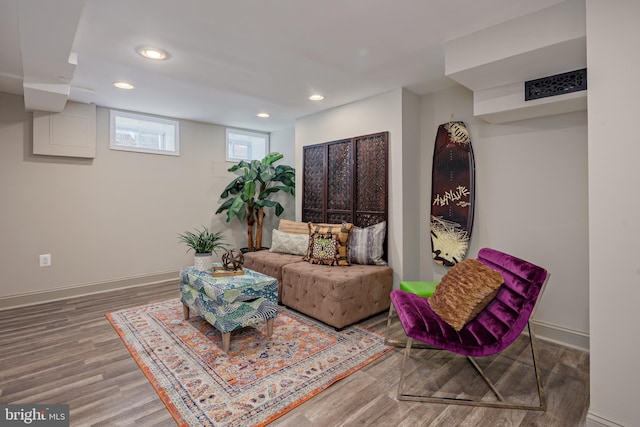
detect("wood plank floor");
top-left (0, 282), bottom-right (589, 426)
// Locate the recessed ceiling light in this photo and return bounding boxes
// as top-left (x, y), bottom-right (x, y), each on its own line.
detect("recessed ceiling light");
top-left (135, 46), bottom-right (171, 60)
top-left (257, 113), bottom-right (270, 118)
top-left (113, 81), bottom-right (135, 89)
top-left (309, 94), bottom-right (324, 101)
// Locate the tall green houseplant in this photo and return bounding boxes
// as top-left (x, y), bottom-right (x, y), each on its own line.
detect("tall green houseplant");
top-left (216, 152), bottom-right (295, 251)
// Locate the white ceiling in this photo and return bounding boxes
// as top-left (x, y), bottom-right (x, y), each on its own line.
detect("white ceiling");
top-left (0, 0), bottom-right (565, 132)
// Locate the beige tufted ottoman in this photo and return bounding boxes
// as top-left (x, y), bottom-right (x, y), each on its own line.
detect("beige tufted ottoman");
top-left (243, 251), bottom-right (305, 302)
top-left (281, 262), bottom-right (393, 329)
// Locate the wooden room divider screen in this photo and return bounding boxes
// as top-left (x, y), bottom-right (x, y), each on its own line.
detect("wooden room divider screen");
top-left (301, 130), bottom-right (388, 232)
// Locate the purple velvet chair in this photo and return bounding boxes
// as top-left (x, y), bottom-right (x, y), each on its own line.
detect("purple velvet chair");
top-left (391, 247), bottom-right (548, 410)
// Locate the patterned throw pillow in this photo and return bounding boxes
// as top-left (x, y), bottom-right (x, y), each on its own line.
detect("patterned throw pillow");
top-left (269, 229), bottom-right (308, 256)
top-left (349, 221), bottom-right (387, 265)
top-left (277, 219), bottom-right (309, 234)
top-left (306, 232), bottom-right (340, 265)
top-left (428, 258), bottom-right (504, 331)
top-left (304, 222), bottom-right (353, 266)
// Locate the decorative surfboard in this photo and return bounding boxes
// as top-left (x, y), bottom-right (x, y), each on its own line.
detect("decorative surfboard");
top-left (430, 121), bottom-right (475, 266)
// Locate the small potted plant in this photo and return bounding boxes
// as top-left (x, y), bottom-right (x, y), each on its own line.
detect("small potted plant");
top-left (178, 226), bottom-right (228, 272)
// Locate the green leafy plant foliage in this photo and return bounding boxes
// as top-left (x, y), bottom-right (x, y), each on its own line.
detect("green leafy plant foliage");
top-left (178, 226), bottom-right (228, 254)
top-left (216, 152), bottom-right (295, 251)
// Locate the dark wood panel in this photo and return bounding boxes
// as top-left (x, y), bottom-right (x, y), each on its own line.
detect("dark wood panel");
top-left (302, 132), bottom-right (389, 261)
top-left (302, 133), bottom-right (389, 228)
top-left (327, 140), bottom-right (352, 212)
top-left (302, 130), bottom-right (389, 259)
top-left (355, 133), bottom-right (388, 217)
top-left (302, 144), bottom-right (326, 212)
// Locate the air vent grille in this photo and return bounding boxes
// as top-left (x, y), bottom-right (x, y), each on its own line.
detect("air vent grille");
top-left (525, 68), bottom-right (587, 101)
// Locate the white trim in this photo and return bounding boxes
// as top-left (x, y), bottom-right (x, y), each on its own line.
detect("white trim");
top-left (225, 127), bottom-right (269, 162)
top-left (0, 273), bottom-right (591, 354)
top-left (530, 319), bottom-right (590, 352)
top-left (586, 412), bottom-right (626, 427)
top-left (110, 109), bottom-right (180, 156)
top-left (0, 270), bottom-right (180, 310)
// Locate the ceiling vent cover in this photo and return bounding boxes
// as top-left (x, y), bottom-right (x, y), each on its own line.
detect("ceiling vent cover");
top-left (525, 68), bottom-right (587, 101)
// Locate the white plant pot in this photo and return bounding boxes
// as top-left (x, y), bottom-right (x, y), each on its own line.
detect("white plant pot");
top-left (193, 253), bottom-right (213, 272)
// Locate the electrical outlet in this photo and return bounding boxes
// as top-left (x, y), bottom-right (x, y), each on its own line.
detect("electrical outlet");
top-left (39, 254), bottom-right (51, 267)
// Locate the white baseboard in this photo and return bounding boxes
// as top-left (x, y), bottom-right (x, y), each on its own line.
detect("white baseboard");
top-left (0, 277), bottom-right (592, 353)
top-left (586, 412), bottom-right (625, 427)
top-left (530, 319), bottom-right (589, 352)
top-left (0, 270), bottom-right (180, 310)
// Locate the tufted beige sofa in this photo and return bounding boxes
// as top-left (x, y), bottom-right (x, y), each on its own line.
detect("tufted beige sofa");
top-left (241, 250), bottom-right (302, 302)
top-left (243, 220), bottom-right (393, 329)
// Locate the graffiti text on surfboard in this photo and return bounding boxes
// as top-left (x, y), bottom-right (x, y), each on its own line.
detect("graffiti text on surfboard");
top-left (433, 185), bottom-right (470, 207)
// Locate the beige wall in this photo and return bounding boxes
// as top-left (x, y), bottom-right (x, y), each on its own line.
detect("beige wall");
top-left (263, 125), bottom-right (296, 241)
top-left (295, 84), bottom-right (589, 349)
top-left (1, 82), bottom-right (589, 352)
top-left (294, 88), bottom-right (420, 288)
top-left (421, 86), bottom-right (589, 346)
top-left (586, 1), bottom-right (640, 425)
top-left (0, 93), bottom-right (294, 305)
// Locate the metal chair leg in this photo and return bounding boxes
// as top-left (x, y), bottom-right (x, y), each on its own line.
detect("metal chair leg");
top-left (396, 337), bottom-right (413, 400)
top-left (385, 303), bottom-right (436, 349)
top-left (397, 322), bottom-right (545, 410)
top-left (466, 356), bottom-right (506, 402)
top-left (384, 303), bottom-right (396, 346)
top-left (528, 322), bottom-right (547, 410)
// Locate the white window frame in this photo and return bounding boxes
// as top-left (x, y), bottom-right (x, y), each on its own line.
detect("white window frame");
top-left (110, 110), bottom-right (180, 156)
top-left (225, 128), bottom-right (269, 162)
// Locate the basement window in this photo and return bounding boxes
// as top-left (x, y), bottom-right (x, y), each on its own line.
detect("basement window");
top-left (226, 128), bottom-right (269, 162)
top-left (110, 110), bottom-right (179, 156)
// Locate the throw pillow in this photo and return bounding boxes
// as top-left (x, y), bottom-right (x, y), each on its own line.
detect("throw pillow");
top-left (269, 229), bottom-right (308, 256)
top-left (278, 219), bottom-right (309, 234)
top-left (349, 221), bottom-right (387, 265)
top-left (304, 222), bottom-right (354, 266)
top-left (306, 232), bottom-right (340, 265)
top-left (428, 258), bottom-right (504, 331)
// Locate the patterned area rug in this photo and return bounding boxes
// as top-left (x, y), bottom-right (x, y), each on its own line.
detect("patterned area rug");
top-left (106, 299), bottom-right (392, 426)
